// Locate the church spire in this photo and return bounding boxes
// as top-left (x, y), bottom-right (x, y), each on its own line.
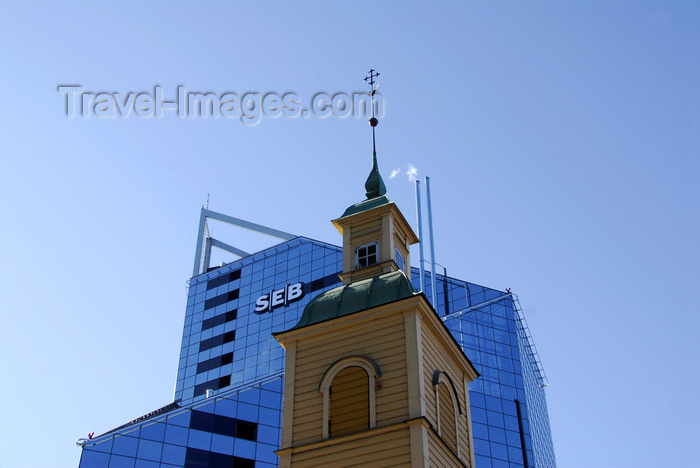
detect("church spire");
top-left (364, 148), bottom-right (386, 199)
top-left (364, 69), bottom-right (386, 199)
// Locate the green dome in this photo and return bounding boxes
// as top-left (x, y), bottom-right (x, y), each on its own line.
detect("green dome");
top-left (291, 270), bottom-right (416, 330)
top-left (364, 152), bottom-right (387, 199)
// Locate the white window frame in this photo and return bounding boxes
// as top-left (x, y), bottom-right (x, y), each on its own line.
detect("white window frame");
top-left (319, 355), bottom-right (382, 440)
top-left (355, 241), bottom-right (379, 269)
top-left (433, 369), bottom-right (462, 458)
top-left (394, 246), bottom-right (405, 270)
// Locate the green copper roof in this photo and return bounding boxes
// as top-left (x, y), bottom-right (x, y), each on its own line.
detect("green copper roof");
top-left (290, 270), bottom-right (416, 330)
top-left (365, 152), bottom-right (387, 199)
top-left (339, 194), bottom-right (390, 218)
top-left (338, 144), bottom-right (389, 218)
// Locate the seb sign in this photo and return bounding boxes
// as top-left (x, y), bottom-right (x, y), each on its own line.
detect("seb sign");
top-left (254, 283), bottom-right (304, 314)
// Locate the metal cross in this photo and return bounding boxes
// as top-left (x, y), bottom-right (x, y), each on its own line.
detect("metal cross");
top-left (364, 69), bottom-right (380, 88)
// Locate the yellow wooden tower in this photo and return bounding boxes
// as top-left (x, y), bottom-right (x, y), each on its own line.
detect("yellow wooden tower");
top-left (274, 76), bottom-right (478, 466)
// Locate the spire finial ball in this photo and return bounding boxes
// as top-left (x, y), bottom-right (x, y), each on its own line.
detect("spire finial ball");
top-left (369, 117), bottom-right (378, 127)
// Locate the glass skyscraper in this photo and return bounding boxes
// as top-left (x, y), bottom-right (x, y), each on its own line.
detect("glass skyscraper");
top-left (78, 228), bottom-right (556, 467)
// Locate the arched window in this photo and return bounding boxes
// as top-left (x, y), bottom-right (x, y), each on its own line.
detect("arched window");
top-left (330, 366), bottom-right (369, 437)
top-left (438, 382), bottom-right (457, 452)
top-left (432, 370), bottom-right (462, 456)
top-left (319, 356), bottom-right (381, 440)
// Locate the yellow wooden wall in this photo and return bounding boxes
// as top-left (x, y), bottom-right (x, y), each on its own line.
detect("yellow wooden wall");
top-left (291, 426), bottom-right (412, 467)
top-left (278, 296), bottom-right (476, 467)
top-left (420, 315), bottom-right (472, 466)
top-left (291, 312), bottom-right (409, 446)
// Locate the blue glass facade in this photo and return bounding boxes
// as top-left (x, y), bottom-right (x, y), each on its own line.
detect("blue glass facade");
top-left (79, 236), bottom-right (555, 467)
top-left (79, 375), bottom-right (282, 468)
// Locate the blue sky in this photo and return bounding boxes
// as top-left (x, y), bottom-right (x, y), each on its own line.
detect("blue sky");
top-left (1, 2), bottom-right (698, 467)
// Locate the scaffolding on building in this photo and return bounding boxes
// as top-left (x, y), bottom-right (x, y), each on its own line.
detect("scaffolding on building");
top-left (512, 294), bottom-right (549, 388)
top-left (441, 292), bottom-right (549, 389)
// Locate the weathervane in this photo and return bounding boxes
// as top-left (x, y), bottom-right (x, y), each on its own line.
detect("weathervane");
top-left (364, 69), bottom-right (381, 156)
top-left (362, 69), bottom-right (386, 199)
